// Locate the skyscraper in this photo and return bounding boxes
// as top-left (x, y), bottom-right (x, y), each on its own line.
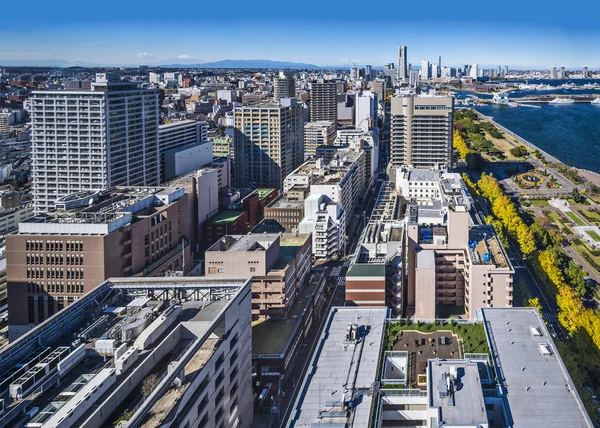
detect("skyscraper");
top-left (31, 73), bottom-right (160, 213)
top-left (470, 63), bottom-right (479, 79)
top-left (551, 67), bottom-right (558, 79)
top-left (390, 95), bottom-right (454, 169)
top-left (233, 98), bottom-right (304, 189)
top-left (365, 65), bottom-right (372, 82)
top-left (582, 67), bottom-right (589, 78)
top-left (421, 60), bottom-right (431, 80)
top-left (398, 46), bottom-right (408, 81)
top-left (274, 71), bottom-right (296, 100)
top-left (310, 79), bottom-right (338, 122)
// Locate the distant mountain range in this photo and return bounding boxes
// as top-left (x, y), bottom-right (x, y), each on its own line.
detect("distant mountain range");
top-left (159, 59), bottom-right (321, 69)
top-left (0, 58), bottom-right (324, 69)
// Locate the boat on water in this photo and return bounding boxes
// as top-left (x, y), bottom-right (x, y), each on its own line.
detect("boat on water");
top-left (592, 98), bottom-right (600, 104)
top-left (492, 93), bottom-right (510, 105)
top-left (536, 84), bottom-right (554, 91)
top-left (548, 97), bottom-right (575, 104)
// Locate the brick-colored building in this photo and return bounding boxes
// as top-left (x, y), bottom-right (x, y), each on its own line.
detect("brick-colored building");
top-left (205, 233), bottom-right (311, 319)
top-left (6, 187), bottom-right (190, 339)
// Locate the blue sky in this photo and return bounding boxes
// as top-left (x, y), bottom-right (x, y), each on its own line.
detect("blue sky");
top-left (2, 0), bottom-right (599, 68)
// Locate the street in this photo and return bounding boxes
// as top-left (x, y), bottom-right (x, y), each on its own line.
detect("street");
top-left (274, 176), bottom-right (384, 427)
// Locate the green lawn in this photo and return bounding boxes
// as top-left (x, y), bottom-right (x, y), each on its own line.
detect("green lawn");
top-left (529, 199), bottom-right (549, 207)
top-left (588, 230), bottom-right (600, 242)
top-left (565, 211), bottom-right (586, 226)
top-left (580, 209), bottom-right (600, 225)
top-left (571, 239), bottom-right (600, 275)
top-left (567, 198), bottom-right (591, 206)
top-left (546, 211), bottom-right (575, 234)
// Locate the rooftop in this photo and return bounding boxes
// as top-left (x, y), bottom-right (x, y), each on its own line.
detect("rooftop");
top-left (266, 195), bottom-right (304, 210)
top-left (481, 308), bottom-right (593, 428)
top-left (257, 188), bottom-right (276, 199)
top-left (209, 209), bottom-right (244, 224)
top-left (158, 119), bottom-right (198, 130)
top-left (0, 276), bottom-right (252, 428)
top-left (286, 307), bottom-right (388, 428)
top-left (428, 359), bottom-right (488, 426)
top-left (346, 263), bottom-right (386, 278)
top-left (407, 169), bottom-right (439, 182)
top-left (18, 187), bottom-right (184, 234)
top-left (272, 234), bottom-right (310, 271)
top-left (469, 226), bottom-right (509, 268)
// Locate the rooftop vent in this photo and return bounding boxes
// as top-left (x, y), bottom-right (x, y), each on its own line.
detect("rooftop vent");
top-left (539, 343), bottom-right (553, 356)
top-left (529, 325), bottom-right (543, 337)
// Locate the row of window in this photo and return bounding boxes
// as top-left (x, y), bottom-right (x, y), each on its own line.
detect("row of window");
top-left (25, 241), bottom-right (84, 252)
top-left (26, 254), bottom-right (84, 266)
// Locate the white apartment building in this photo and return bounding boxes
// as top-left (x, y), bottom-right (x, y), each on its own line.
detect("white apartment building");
top-left (31, 73), bottom-right (160, 213)
top-left (390, 95), bottom-right (453, 170)
top-left (299, 194), bottom-right (344, 259)
top-left (355, 91), bottom-right (378, 131)
top-left (396, 167), bottom-right (473, 210)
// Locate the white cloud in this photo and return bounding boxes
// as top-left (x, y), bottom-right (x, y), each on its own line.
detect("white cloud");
top-left (177, 54), bottom-right (192, 59)
top-left (137, 52), bottom-right (156, 59)
top-left (337, 59), bottom-right (360, 64)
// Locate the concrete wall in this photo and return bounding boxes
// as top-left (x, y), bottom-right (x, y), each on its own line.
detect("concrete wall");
top-left (164, 142), bottom-right (213, 181)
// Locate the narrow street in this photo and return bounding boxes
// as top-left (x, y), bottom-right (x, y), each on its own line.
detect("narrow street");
top-left (274, 176), bottom-right (384, 427)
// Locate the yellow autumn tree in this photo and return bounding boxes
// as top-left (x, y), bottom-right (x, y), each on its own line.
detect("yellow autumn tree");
top-left (453, 130), bottom-right (471, 160)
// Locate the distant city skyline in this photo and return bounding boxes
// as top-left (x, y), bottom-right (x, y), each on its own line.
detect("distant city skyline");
top-left (1, 2), bottom-right (600, 68)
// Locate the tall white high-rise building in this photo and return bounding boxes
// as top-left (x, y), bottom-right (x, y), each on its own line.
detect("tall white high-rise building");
top-left (582, 67), bottom-right (589, 78)
top-left (355, 91), bottom-right (378, 131)
top-left (470, 63), bottom-right (479, 79)
top-left (559, 66), bottom-right (566, 78)
top-left (31, 73), bottom-right (160, 213)
top-left (398, 46), bottom-right (408, 81)
top-left (551, 67), bottom-right (558, 79)
top-left (421, 60), bottom-right (431, 80)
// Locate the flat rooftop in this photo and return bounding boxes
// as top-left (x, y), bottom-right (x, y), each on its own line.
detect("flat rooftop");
top-left (428, 359), bottom-right (488, 426)
top-left (158, 119), bottom-right (198, 130)
top-left (469, 226), bottom-right (509, 268)
top-left (267, 195), bottom-right (304, 210)
top-left (208, 209), bottom-right (244, 224)
top-left (481, 308), bottom-right (593, 428)
top-left (272, 234), bottom-right (310, 271)
top-left (346, 263), bottom-right (386, 278)
top-left (407, 169), bottom-right (439, 182)
top-left (287, 307), bottom-right (387, 428)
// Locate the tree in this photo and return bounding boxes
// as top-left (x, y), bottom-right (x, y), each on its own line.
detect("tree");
top-left (527, 297), bottom-right (543, 314)
top-left (570, 188), bottom-right (585, 204)
top-left (509, 145), bottom-right (528, 157)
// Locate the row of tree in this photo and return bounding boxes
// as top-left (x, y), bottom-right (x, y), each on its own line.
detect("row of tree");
top-left (475, 173), bottom-right (600, 352)
top-left (477, 173), bottom-right (536, 254)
